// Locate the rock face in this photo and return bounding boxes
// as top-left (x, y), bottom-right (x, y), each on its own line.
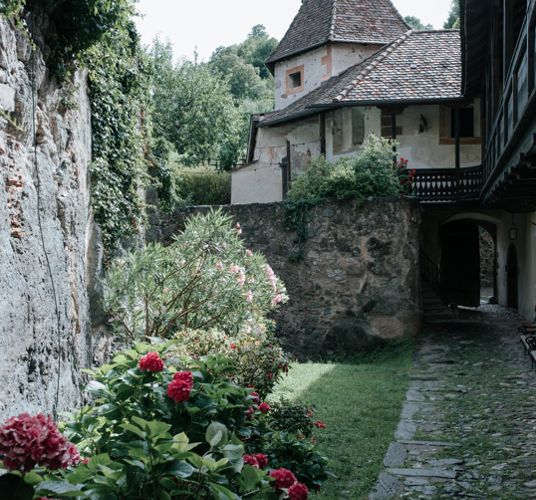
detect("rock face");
top-left (156, 198), bottom-right (422, 359)
top-left (0, 18), bottom-right (97, 419)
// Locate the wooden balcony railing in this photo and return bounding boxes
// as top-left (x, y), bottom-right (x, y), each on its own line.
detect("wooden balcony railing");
top-left (408, 166), bottom-right (483, 202)
top-left (482, 0), bottom-right (536, 197)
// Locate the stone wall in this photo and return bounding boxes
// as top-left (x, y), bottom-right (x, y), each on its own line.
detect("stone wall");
top-left (155, 198), bottom-right (422, 358)
top-left (0, 18), bottom-right (97, 419)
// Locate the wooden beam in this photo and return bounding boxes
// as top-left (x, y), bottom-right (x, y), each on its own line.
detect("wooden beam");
top-left (319, 113), bottom-right (326, 157)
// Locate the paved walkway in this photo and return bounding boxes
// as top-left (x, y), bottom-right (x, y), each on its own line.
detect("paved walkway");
top-left (370, 306), bottom-right (536, 499)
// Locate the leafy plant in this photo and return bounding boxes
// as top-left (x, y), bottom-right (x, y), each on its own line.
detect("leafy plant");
top-left (176, 166), bottom-right (232, 206)
top-left (169, 324), bottom-right (290, 398)
top-left (103, 210), bottom-right (288, 341)
top-left (287, 135), bottom-right (402, 204)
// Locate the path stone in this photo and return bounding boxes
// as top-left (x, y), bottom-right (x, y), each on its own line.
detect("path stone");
top-left (370, 305), bottom-right (536, 498)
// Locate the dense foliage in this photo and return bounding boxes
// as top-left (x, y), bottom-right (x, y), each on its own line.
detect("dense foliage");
top-left (103, 210), bottom-right (288, 340)
top-left (404, 15), bottom-right (433, 30)
top-left (176, 167), bottom-right (232, 206)
top-left (0, 344), bottom-right (328, 499)
top-left (287, 135), bottom-right (403, 204)
top-left (444, 0), bottom-right (460, 29)
top-left (150, 26), bottom-right (276, 174)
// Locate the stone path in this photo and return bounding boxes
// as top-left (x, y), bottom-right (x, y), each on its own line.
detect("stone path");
top-left (370, 306), bottom-right (536, 499)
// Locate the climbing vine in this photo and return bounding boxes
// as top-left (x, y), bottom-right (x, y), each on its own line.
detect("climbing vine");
top-left (1, 1), bottom-right (157, 253)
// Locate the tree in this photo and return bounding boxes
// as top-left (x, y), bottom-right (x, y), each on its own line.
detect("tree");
top-left (404, 15), bottom-right (433, 30)
top-left (444, 0), bottom-right (460, 29)
top-left (149, 39), bottom-right (242, 168)
top-left (237, 25), bottom-right (278, 79)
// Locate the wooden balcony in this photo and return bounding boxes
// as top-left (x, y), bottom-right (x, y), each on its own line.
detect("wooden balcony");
top-left (482, 0), bottom-right (536, 211)
top-left (408, 166), bottom-right (483, 204)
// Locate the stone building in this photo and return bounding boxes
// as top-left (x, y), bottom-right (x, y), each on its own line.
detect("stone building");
top-left (232, 0), bottom-right (482, 204)
top-left (233, 0), bottom-right (536, 324)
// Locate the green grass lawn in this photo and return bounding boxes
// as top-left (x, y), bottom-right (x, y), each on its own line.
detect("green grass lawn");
top-left (271, 343), bottom-right (414, 499)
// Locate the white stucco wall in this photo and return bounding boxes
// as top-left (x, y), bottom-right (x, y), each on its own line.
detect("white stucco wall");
top-left (274, 43), bottom-right (383, 111)
top-left (231, 164), bottom-right (284, 205)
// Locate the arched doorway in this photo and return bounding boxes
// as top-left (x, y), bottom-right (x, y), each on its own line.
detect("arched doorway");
top-left (440, 221), bottom-right (481, 306)
top-left (507, 244), bottom-right (518, 310)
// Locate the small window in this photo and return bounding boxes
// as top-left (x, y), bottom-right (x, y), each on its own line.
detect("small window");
top-left (351, 108), bottom-right (365, 146)
top-left (450, 108), bottom-right (475, 138)
top-left (439, 106), bottom-right (480, 145)
top-left (381, 110), bottom-right (403, 138)
top-left (285, 65), bottom-right (304, 95)
top-left (289, 71), bottom-right (302, 89)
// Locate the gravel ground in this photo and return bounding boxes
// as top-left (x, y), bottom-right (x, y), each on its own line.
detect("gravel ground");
top-left (370, 306), bottom-right (536, 499)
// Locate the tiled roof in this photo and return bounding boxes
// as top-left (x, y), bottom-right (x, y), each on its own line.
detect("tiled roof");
top-left (261, 30), bottom-right (463, 127)
top-left (266, 0), bottom-right (409, 66)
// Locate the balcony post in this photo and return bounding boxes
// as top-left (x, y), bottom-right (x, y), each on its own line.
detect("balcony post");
top-left (454, 107), bottom-right (461, 199)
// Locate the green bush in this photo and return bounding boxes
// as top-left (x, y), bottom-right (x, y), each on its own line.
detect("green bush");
top-left (103, 210), bottom-right (288, 342)
top-left (169, 325), bottom-right (290, 398)
top-left (177, 167), bottom-right (231, 206)
top-left (287, 134), bottom-right (402, 203)
top-left (0, 344), bottom-right (325, 499)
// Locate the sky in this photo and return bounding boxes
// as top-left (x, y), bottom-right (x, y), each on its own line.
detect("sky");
top-left (135, 0), bottom-right (453, 61)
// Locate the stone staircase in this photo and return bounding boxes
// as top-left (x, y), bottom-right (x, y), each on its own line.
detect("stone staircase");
top-left (422, 282), bottom-right (457, 323)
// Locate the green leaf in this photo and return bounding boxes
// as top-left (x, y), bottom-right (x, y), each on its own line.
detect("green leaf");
top-left (121, 422), bottom-right (147, 439)
top-left (206, 421), bottom-right (228, 448)
top-left (0, 473), bottom-right (34, 500)
top-left (222, 444), bottom-right (244, 462)
top-left (209, 483), bottom-right (238, 500)
top-left (166, 460), bottom-right (196, 478)
top-left (146, 420), bottom-right (172, 438)
top-left (22, 471), bottom-right (42, 486)
top-left (36, 480), bottom-right (84, 497)
top-left (238, 464), bottom-right (264, 493)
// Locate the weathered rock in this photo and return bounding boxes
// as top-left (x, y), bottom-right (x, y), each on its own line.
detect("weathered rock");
top-left (0, 17), bottom-right (97, 419)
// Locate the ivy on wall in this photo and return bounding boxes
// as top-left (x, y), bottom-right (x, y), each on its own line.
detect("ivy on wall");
top-left (1, 0), bottom-right (155, 253)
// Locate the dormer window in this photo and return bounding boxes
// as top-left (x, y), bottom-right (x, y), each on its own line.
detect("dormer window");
top-left (286, 65), bottom-right (304, 95)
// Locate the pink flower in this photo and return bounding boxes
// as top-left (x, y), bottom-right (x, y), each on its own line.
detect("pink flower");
top-left (258, 402), bottom-right (271, 414)
top-left (269, 468), bottom-right (297, 489)
top-left (235, 223), bottom-right (242, 235)
top-left (237, 270), bottom-right (246, 287)
top-left (0, 413), bottom-right (80, 472)
top-left (215, 261), bottom-right (224, 271)
top-left (272, 294), bottom-right (284, 307)
top-left (167, 371), bottom-right (194, 403)
top-left (246, 249), bottom-right (253, 257)
top-left (138, 352), bottom-right (164, 372)
top-left (314, 420), bottom-right (326, 429)
top-left (264, 264), bottom-right (278, 291)
top-left (288, 482), bottom-right (309, 500)
top-left (243, 454), bottom-right (259, 467)
top-left (229, 264), bottom-right (241, 274)
top-left (245, 290), bottom-right (253, 303)
top-left (255, 453), bottom-right (269, 469)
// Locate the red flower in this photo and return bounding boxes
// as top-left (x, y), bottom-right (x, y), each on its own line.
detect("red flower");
top-left (288, 482), bottom-right (309, 500)
top-left (314, 420), bottom-right (326, 429)
top-left (255, 453), bottom-right (269, 469)
top-left (270, 468), bottom-right (297, 489)
top-left (0, 413), bottom-right (80, 472)
top-left (138, 352), bottom-right (164, 372)
top-left (249, 391), bottom-right (260, 404)
top-left (245, 406), bottom-right (255, 419)
top-left (258, 402), bottom-right (271, 414)
top-left (167, 371), bottom-right (194, 403)
top-left (230, 343), bottom-right (237, 350)
top-left (243, 454), bottom-right (259, 467)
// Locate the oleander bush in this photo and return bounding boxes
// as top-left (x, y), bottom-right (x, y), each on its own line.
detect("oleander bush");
top-left (103, 210), bottom-right (288, 341)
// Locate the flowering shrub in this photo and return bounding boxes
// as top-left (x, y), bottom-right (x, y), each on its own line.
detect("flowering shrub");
top-left (0, 413), bottom-right (80, 472)
top-left (169, 323), bottom-right (290, 397)
top-left (0, 343), bottom-right (322, 499)
top-left (397, 157), bottom-right (417, 194)
top-left (103, 210), bottom-right (288, 341)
